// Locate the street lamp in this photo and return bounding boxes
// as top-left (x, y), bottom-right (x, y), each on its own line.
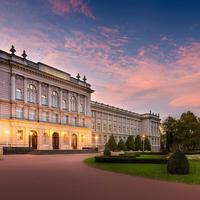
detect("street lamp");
top-left (142, 134), bottom-right (145, 152)
top-left (5, 130), bottom-right (9, 147)
top-left (95, 135), bottom-right (98, 147)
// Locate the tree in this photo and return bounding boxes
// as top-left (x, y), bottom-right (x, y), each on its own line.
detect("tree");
top-left (175, 111), bottom-right (200, 151)
top-left (162, 116), bottom-right (177, 151)
top-left (106, 135), bottom-right (117, 151)
top-left (125, 136), bottom-right (135, 151)
top-left (144, 137), bottom-right (151, 151)
top-left (135, 135), bottom-right (142, 151)
top-left (117, 139), bottom-right (127, 151)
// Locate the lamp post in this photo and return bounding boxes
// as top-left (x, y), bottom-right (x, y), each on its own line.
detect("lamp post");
top-left (142, 134), bottom-right (145, 152)
top-left (5, 130), bottom-right (9, 147)
top-left (95, 135), bottom-right (98, 148)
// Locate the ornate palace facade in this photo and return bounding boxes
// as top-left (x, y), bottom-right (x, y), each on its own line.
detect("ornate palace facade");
top-left (0, 47), bottom-right (160, 151)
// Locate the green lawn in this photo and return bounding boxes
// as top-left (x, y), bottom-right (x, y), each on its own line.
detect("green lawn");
top-left (85, 157), bottom-right (200, 184)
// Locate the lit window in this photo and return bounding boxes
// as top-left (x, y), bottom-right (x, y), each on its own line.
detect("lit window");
top-left (52, 113), bottom-right (58, 123)
top-left (42, 111), bottom-right (48, 122)
top-left (17, 130), bottom-right (23, 140)
top-left (29, 110), bottom-right (36, 120)
top-left (41, 95), bottom-right (47, 105)
top-left (71, 96), bottom-right (77, 112)
top-left (16, 88), bottom-right (23, 100)
top-left (16, 107), bottom-right (24, 119)
top-left (52, 91), bottom-right (59, 108)
top-left (27, 84), bottom-right (37, 103)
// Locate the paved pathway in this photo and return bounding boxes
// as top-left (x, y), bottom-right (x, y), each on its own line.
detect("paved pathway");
top-left (0, 154), bottom-right (200, 200)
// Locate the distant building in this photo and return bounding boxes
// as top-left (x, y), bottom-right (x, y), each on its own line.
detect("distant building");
top-left (0, 47), bottom-right (160, 151)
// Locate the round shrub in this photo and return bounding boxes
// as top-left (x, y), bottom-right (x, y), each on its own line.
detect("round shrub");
top-left (104, 145), bottom-right (111, 156)
top-left (167, 150), bottom-right (189, 174)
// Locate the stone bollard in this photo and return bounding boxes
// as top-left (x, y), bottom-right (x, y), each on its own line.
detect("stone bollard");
top-left (0, 146), bottom-right (3, 160)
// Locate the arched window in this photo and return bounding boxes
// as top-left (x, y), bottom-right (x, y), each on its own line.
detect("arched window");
top-left (27, 84), bottom-right (37, 103)
top-left (41, 95), bottom-right (47, 105)
top-left (43, 133), bottom-right (49, 144)
top-left (62, 100), bottom-right (68, 110)
top-left (71, 96), bottom-right (77, 112)
top-left (16, 88), bottom-right (23, 100)
top-left (52, 91), bottom-right (59, 108)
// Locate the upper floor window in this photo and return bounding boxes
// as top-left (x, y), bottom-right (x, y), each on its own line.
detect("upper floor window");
top-left (16, 107), bottom-right (24, 119)
top-left (42, 111), bottom-right (48, 122)
top-left (71, 117), bottom-right (77, 126)
top-left (71, 96), bottom-right (77, 112)
top-left (29, 109), bottom-right (36, 120)
top-left (27, 84), bottom-right (37, 103)
top-left (81, 118), bottom-right (85, 127)
top-left (62, 100), bottom-right (68, 110)
top-left (52, 91), bottom-right (59, 108)
top-left (52, 113), bottom-right (58, 123)
top-left (62, 115), bottom-right (68, 124)
top-left (41, 95), bottom-right (48, 105)
top-left (16, 88), bottom-right (23, 100)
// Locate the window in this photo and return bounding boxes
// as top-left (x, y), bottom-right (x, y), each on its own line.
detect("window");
top-left (71, 96), bottom-right (77, 112)
top-left (17, 130), bottom-right (23, 140)
top-left (16, 107), bottom-right (23, 119)
top-left (71, 117), bottom-right (77, 126)
top-left (27, 84), bottom-right (37, 103)
top-left (29, 110), bottom-right (36, 120)
top-left (63, 115), bottom-right (68, 124)
top-left (81, 118), bottom-right (85, 127)
top-left (42, 111), bottom-right (48, 122)
top-left (62, 100), bottom-right (68, 110)
top-left (104, 135), bottom-right (107, 143)
top-left (43, 133), bottom-right (48, 144)
top-left (41, 95), bottom-right (47, 105)
top-left (16, 88), bottom-right (23, 100)
top-left (52, 91), bottom-right (59, 108)
top-left (80, 97), bottom-right (85, 113)
top-left (52, 113), bottom-right (58, 123)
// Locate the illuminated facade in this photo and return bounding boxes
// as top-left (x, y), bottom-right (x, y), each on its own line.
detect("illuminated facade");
top-left (0, 47), bottom-right (160, 151)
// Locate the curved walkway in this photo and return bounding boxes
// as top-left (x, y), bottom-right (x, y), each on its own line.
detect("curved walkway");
top-left (0, 154), bottom-right (200, 200)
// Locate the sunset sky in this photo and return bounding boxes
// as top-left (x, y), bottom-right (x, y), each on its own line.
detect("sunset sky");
top-left (1, 0), bottom-right (200, 119)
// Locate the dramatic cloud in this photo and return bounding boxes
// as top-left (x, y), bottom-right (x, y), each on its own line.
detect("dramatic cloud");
top-left (49, 0), bottom-right (95, 19)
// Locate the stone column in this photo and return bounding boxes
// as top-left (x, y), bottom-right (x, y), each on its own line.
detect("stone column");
top-left (60, 89), bottom-right (63, 110)
top-left (68, 91), bottom-right (71, 112)
top-left (11, 74), bottom-right (15, 101)
top-left (24, 78), bottom-right (27, 103)
top-left (77, 93), bottom-right (80, 113)
top-left (38, 82), bottom-right (42, 106)
top-left (48, 85), bottom-right (51, 108)
top-left (84, 96), bottom-right (87, 115)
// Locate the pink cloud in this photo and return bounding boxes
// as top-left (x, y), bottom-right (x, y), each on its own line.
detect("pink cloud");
top-left (49, 0), bottom-right (95, 19)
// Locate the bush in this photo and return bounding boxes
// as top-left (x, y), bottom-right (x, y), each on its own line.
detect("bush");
top-left (144, 137), bottom-right (151, 151)
top-left (125, 136), bottom-right (135, 151)
top-left (95, 156), bottom-right (167, 164)
top-left (135, 135), bottom-right (142, 151)
top-left (104, 145), bottom-right (111, 156)
top-left (3, 147), bottom-right (32, 154)
top-left (167, 150), bottom-right (190, 174)
top-left (117, 139), bottom-right (127, 151)
top-left (106, 135), bottom-right (117, 151)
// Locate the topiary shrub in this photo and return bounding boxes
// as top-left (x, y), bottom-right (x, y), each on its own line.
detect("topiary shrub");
top-left (125, 136), bottom-right (135, 151)
top-left (106, 135), bottom-right (118, 151)
top-left (167, 150), bottom-right (189, 174)
top-left (117, 139), bottom-right (127, 151)
top-left (104, 145), bottom-right (111, 156)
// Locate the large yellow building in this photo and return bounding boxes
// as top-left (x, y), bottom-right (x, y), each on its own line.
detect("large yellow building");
top-left (0, 47), bottom-right (160, 151)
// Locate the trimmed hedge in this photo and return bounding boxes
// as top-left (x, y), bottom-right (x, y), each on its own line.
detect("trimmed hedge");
top-left (141, 152), bottom-right (168, 155)
top-left (95, 156), bottom-right (167, 164)
top-left (3, 147), bottom-right (33, 154)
